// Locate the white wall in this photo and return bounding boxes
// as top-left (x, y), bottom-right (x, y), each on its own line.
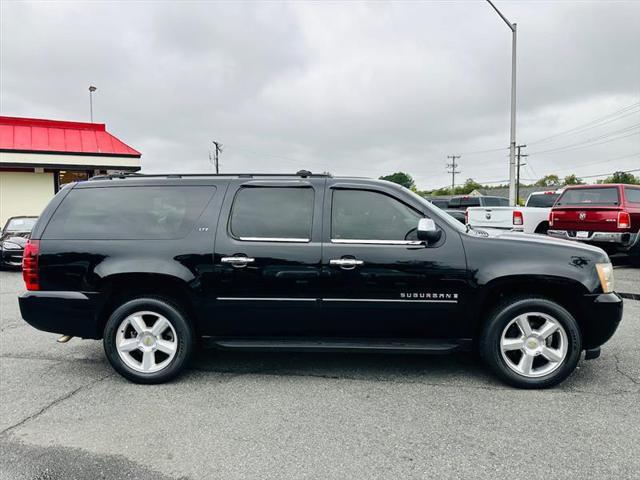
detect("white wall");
top-left (0, 171), bottom-right (55, 226)
top-left (0, 151), bottom-right (140, 169)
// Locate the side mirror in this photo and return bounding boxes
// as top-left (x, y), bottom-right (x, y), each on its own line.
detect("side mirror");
top-left (417, 218), bottom-right (442, 244)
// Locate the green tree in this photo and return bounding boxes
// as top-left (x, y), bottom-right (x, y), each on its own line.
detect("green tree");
top-left (602, 171), bottom-right (640, 185)
top-left (563, 174), bottom-right (584, 185)
top-left (535, 174), bottom-right (560, 187)
top-left (379, 172), bottom-right (415, 189)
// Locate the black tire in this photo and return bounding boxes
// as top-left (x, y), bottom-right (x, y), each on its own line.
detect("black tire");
top-left (479, 297), bottom-right (582, 389)
top-left (103, 296), bottom-right (194, 384)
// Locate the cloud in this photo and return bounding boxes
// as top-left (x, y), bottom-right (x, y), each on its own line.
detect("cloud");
top-left (1, 0), bottom-right (639, 189)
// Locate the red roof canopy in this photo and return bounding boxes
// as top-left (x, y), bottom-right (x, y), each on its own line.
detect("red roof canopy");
top-left (0, 116), bottom-right (141, 157)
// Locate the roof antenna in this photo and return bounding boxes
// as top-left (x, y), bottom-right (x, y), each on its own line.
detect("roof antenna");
top-left (297, 170), bottom-right (312, 178)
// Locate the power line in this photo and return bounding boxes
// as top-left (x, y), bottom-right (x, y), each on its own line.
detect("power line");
top-left (446, 155), bottom-right (461, 190)
top-left (528, 126), bottom-right (640, 156)
top-left (452, 101), bottom-right (640, 160)
top-left (527, 101), bottom-right (640, 145)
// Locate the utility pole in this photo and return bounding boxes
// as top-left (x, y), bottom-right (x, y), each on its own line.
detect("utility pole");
top-left (486, 0), bottom-right (518, 206)
top-left (211, 141), bottom-right (223, 174)
top-left (515, 144), bottom-right (527, 204)
top-left (446, 155), bottom-right (461, 191)
top-left (88, 86), bottom-right (97, 122)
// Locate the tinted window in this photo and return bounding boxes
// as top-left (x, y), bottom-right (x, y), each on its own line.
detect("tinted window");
top-left (625, 187), bottom-right (640, 203)
top-left (526, 193), bottom-right (560, 208)
top-left (44, 186), bottom-right (214, 240)
top-left (429, 199), bottom-right (449, 209)
top-left (556, 187), bottom-right (620, 206)
top-left (230, 187), bottom-right (314, 240)
top-left (5, 217), bottom-right (37, 232)
top-left (448, 198), bottom-right (460, 208)
top-left (483, 197), bottom-right (508, 207)
top-left (332, 189), bottom-right (422, 241)
top-left (460, 197), bottom-right (480, 207)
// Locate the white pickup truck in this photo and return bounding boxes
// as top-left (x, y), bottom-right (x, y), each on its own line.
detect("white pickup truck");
top-left (466, 190), bottom-right (562, 234)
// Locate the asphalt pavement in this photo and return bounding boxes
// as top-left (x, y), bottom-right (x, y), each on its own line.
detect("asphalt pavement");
top-left (1, 268), bottom-right (639, 480)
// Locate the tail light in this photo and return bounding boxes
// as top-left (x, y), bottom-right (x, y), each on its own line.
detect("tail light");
top-left (22, 240), bottom-right (40, 291)
top-left (618, 211), bottom-right (630, 229)
top-left (513, 210), bottom-right (523, 226)
top-left (549, 211), bottom-right (554, 227)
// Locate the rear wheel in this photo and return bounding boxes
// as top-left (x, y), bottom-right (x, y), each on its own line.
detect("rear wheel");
top-left (480, 297), bottom-right (581, 388)
top-left (103, 297), bottom-right (194, 384)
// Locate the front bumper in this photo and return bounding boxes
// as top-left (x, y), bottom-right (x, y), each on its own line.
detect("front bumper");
top-left (580, 292), bottom-right (623, 350)
top-left (0, 248), bottom-right (24, 267)
top-left (19, 291), bottom-right (103, 339)
top-left (548, 229), bottom-right (638, 250)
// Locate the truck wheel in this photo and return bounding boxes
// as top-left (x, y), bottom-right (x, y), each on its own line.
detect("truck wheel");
top-left (103, 297), bottom-right (194, 384)
top-left (479, 297), bottom-right (581, 388)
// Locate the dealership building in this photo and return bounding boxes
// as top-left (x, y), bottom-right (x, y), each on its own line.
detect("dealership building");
top-left (0, 116), bottom-right (141, 226)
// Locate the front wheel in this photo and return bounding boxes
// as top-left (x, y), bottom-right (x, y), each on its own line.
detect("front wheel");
top-left (103, 297), bottom-right (194, 384)
top-left (480, 297), bottom-right (582, 389)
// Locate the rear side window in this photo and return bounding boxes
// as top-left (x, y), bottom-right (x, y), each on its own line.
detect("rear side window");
top-left (230, 187), bottom-right (314, 241)
top-left (625, 187), bottom-right (640, 203)
top-left (556, 187), bottom-right (620, 206)
top-left (43, 186), bottom-right (214, 240)
top-left (526, 193), bottom-right (560, 208)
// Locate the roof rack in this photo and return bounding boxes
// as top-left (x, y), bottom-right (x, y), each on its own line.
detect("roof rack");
top-left (89, 170), bottom-right (331, 181)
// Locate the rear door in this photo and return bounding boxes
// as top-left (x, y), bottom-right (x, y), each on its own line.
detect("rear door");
top-left (320, 181), bottom-right (469, 339)
top-left (211, 178), bottom-right (324, 336)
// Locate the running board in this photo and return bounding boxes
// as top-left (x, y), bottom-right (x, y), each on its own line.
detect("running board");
top-left (207, 337), bottom-right (471, 354)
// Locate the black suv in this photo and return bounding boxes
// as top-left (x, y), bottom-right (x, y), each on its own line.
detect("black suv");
top-left (19, 172), bottom-right (622, 387)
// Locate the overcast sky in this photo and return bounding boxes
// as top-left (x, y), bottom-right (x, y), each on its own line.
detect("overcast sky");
top-left (1, 0), bottom-right (639, 190)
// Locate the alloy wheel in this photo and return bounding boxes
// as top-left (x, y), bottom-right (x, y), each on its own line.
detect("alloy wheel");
top-left (115, 311), bottom-right (178, 373)
top-left (500, 312), bottom-right (568, 378)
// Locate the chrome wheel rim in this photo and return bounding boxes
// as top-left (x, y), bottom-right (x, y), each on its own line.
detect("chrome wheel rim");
top-left (115, 311), bottom-right (178, 374)
top-left (500, 312), bottom-right (568, 378)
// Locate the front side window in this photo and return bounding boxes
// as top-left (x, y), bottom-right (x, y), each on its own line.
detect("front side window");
top-left (230, 187), bottom-right (314, 241)
top-left (44, 186), bottom-right (214, 240)
top-left (331, 189), bottom-right (422, 241)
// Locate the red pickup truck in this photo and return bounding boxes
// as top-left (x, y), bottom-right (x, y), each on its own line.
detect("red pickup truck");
top-left (548, 184), bottom-right (640, 255)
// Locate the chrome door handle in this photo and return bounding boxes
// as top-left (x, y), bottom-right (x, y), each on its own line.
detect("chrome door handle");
top-left (329, 258), bottom-right (364, 269)
top-left (221, 256), bottom-right (255, 267)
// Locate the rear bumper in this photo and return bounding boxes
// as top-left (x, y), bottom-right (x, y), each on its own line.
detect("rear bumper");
top-left (548, 229), bottom-right (638, 250)
top-left (580, 292), bottom-right (623, 350)
top-left (19, 291), bottom-right (102, 339)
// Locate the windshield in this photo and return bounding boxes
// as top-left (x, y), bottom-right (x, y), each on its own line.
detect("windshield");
top-left (403, 187), bottom-right (468, 233)
top-left (4, 217), bottom-right (37, 232)
top-left (556, 187), bottom-right (619, 206)
top-left (526, 193), bottom-right (560, 208)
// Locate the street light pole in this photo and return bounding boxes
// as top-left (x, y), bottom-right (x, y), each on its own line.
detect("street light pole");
top-left (486, 0), bottom-right (517, 206)
top-left (89, 85), bottom-right (97, 122)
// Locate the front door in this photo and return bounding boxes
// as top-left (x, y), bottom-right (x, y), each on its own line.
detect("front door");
top-left (212, 179), bottom-right (324, 336)
top-left (321, 183), bottom-right (468, 339)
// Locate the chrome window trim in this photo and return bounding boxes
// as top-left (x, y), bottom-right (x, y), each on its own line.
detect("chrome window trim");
top-left (217, 297), bottom-right (316, 302)
top-left (322, 298), bottom-right (458, 304)
top-left (237, 236), bottom-right (310, 243)
top-left (330, 239), bottom-right (423, 246)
